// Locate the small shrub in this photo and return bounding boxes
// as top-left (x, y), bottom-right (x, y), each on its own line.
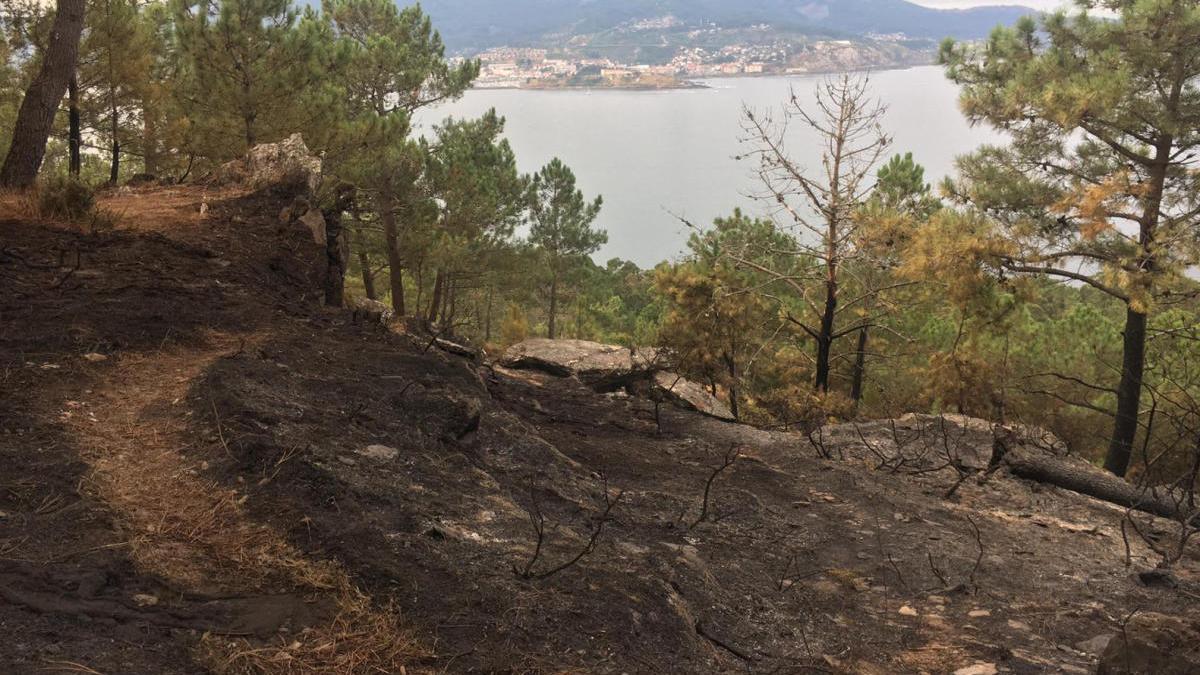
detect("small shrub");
top-left (499, 303), bottom-right (530, 347)
top-left (38, 176), bottom-right (95, 221)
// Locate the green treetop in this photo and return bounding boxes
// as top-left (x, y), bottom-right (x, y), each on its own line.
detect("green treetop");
top-left (526, 157), bottom-right (605, 339)
top-left (171, 0), bottom-right (326, 158)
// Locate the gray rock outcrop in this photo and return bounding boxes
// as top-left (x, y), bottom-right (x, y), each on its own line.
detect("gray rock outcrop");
top-left (213, 133), bottom-right (322, 195)
top-left (1096, 612), bottom-right (1200, 674)
top-left (499, 338), bottom-right (734, 420)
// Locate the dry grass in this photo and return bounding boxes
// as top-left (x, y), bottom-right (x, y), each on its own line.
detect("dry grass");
top-left (61, 335), bottom-right (427, 673)
top-left (0, 187), bottom-right (42, 221)
top-left (199, 589), bottom-right (430, 675)
top-left (0, 185), bottom-right (119, 233)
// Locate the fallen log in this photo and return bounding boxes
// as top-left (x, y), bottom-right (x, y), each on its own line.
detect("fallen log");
top-left (993, 437), bottom-right (1197, 525)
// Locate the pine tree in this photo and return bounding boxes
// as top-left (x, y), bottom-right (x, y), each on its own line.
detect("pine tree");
top-left (526, 158), bottom-right (605, 339)
top-left (422, 110), bottom-right (525, 329)
top-left (737, 75), bottom-right (892, 393)
top-left (846, 153), bottom-right (942, 404)
top-left (171, 0), bottom-right (321, 159)
top-left (0, 0), bottom-right (86, 187)
top-left (322, 0), bottom-right (478, 314)
top-left (939, 0), bottom-right (1200, 476)
top-left (657, 210), bottom-right (799, 421)
top-left (78, 0), bottom-right (154, 182)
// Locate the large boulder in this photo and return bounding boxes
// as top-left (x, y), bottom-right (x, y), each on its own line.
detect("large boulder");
top-left (500, 339), bottom-right (657, 387)
top-left (1096, 612), bottom-right (1200, 674)
top-left (653, 371), bottom-right (734, 421)
top-left (500, 339), bottom-right (736, 420)
top-left (213, 133), bottom-right (322, 195)
top-left (352, 297), bottom-right (395, 326)
top-left (812, 413), bottom-right (1064, 472)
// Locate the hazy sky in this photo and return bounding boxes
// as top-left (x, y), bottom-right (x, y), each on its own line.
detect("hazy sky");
top-left (910, 0), bottom-right (1073, 9)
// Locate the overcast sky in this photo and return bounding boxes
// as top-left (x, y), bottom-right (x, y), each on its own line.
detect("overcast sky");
top-left (909, 0), bottom-right (1074, 10)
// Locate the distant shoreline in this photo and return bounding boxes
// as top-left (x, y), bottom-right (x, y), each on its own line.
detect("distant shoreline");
top-left (470, 60), bottom-right (936, 92)
top-left (473, 80), bottom-right (709, 92)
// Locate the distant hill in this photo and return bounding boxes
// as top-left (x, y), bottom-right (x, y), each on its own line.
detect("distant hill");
top-left (417, 0), bottom-right (1034, 51)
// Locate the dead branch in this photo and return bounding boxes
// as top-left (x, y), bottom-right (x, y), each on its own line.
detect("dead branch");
top-left (691, 445), bottom-right (742, 528)
top-left (514, 476), bottom-right (624, 580)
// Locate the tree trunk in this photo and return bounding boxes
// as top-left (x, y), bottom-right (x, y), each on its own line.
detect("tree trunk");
top-left (814, 275), bottom-right (837, 392)
top-left (110, 138), bottom-right (120, 185)
top-left (67, 73), bottom-right (80, 177)
top-left (1105, 306), bottom-right (1147, 477)
top-left (428, 269), bottom-right (444, 325)
top-left (109, 104), bottom-right (120, 185)
top-left (442, 275), bottom-right (457, 333)
top-left (357, 249), bottom-right (377, 300)
top-left (850, 326), bottom-right (869, 404)
top-left (484, 283), bottom-right (495, 342)
top-left (380, 205), bottom-right (405, 315)
top-left (323, 213), bottom-right (346, 307)
top-left (0, 0), bottom-right (87, 188)
top-left (723, 351), bottom-right (740, 421)
top-left (547, 271), bottom-right (558, 339)
top-left (996, 440), bottom-right (1195, 525)
top-left (142, 103), bottom-right (158, 176)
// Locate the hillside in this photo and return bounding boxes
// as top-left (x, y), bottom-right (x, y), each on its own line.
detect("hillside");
top-left (1, 178), bottom-right (1197, 672)
top-left (419, 0), bottom-right (1035, 51)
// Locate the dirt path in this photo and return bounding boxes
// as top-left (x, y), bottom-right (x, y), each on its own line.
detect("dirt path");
top-left (1, 189), bottom-right (424, 673)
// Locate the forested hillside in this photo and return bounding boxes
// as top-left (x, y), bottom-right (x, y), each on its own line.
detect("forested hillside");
top-left (1, 0), bottom-right (1199, 672)
top-left (417, 0), bottom-right (1033, 50)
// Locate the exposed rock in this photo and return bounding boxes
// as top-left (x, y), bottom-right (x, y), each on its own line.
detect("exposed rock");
top-left (811, 413), bottom-right (1053, 472)
top-left (299, 208), bottom-right (326, 245)
top-left (351, 297), bottom-right (394, 326)
top-left (1075, 633), bottom-right (1114, 655)
top-left (499, 339), bottom-right (735, 419)
top-left (1097, 612), bottom-right (1200, 674)
top-left (212, 133), bottom-right (321, 195)
top-left (953, 664), bottom-right (998, 675)
top-left (358, 444), bottom-right (399, 461)
top-left (432, 337), bottom-right (480, 361)
top-left (500, 338), bottom-right (658, 387)
top-left (653, 371), bottom-right (734, 420)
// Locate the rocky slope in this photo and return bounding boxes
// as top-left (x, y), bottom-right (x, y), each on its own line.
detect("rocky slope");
top-left (1, 183), bottom-right (1198, 673)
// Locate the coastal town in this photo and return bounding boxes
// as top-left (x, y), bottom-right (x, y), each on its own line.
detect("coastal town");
top-left (468, 33), bottom-right (933, 89)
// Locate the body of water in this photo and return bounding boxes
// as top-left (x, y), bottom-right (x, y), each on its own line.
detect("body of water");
top-left (418, 66), bottom-right (1002, 267)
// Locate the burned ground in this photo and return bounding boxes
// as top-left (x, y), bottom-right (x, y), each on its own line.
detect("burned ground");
top-left (1, 185), bottom-right (1197, 673)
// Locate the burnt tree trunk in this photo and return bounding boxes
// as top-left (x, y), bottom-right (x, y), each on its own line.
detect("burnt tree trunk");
top-left (109, 107), bottom-right (120, 185)
top-left (427, 269), bottom-right (444, 325)
top-left (1105, 139), bottom-right (1170, 478)
top-left (484, 283), bottom-right (495, 342)
top-left (849, 326), bottom-right (869, 404)
top-left (547, 270), bottom-right (559, 339)
top-left (67, 74), bottom-right (80, 176)
top-left (1105, 307), bottom-right (1147, 477)
top-left (321, 186), bottom-right (354, 308)
top-left (0, 0), bottom-right (87, 187)
top-left (358, 251), bottom-right (377, 300)
top-left (380, 203), bottom-right (405, 315)
top-left (814, 275), bottom-right (837, 392)
top-left (723, 351), bottom-right (740, 422)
